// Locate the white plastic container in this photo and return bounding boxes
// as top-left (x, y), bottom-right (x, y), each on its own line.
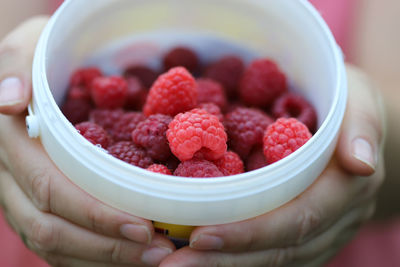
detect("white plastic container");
top-left (28, 0), bottom-right (347, 226)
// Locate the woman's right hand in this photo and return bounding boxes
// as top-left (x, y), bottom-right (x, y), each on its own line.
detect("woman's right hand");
top-left (0, 16), bottom-right (175, 267)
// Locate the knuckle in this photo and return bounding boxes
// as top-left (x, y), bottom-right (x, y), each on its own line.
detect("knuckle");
top-left (268, 248), bottom-right (295, 267)
top-left (30, 168), bottom-right (51, 212)
top-left (295, 207), bottom-right (322, 245)
top-left (29, 216), bottom-right (58, 252)
top-left (87, 200), bottom-right (106, 234)
top-left (108, 240), bottom-right (124, 263)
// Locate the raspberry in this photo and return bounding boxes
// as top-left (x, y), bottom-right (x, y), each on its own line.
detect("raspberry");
top-left (198, 103), bottom-right (224, 122)
top-left (167, 108), bottom-right (227, 161)
top-left (214, 151), bottom-right (244, 176)
top-left (245, 146), bottom-right (268, 171)
top-left (110, 112), bottom-right (146, 142)
top-left (272, 92), bottom-right (317, 133)
top-left (224, 107), bottom-right (273, 158)
top-left (163, 46), bottom-right (199, 73)
top-left (263, 118), bottom-right (312, 164)
top-left (75, 121), bottom-right (110, 149)
top-left (124, 77), bottom-right (148, 110)
top-left (132, 114), bottom-right (173, 161)
top-left (204, 56), bottom-right (245, 98)
top-left (196, 78), bottom-right (227, 110)
top-left (239, 59), bottom-right (287, 108)
top-left (66, 85), bottom-right (92, 101)
top-left (147, 164), bottom-right (172, 175)
top-left (61, 98), bottom-right (92, 125)
top-left (70, 67), bottom-right (102, 88)
top-left (123, 65), bottom-right (159, 88)
top-left (143, 67), bottom-right (197, 116)
top-left (174, 159), bottom-right (223, 178)
top-left (91, 76), bottom-right (128, 109)
top-left (108, 141), bottom-right (153, 168)
top-left (89, 109), bottom-right (125, 132)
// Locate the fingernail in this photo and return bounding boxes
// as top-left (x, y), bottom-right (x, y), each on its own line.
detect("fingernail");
top-left (0, 77), bottom-right (24, 106)
top-left (190, 234), bottom-right (224, 250)
top-left (141, 246), bottom-right (172, 266)
top-left (352, 138), bottom-right (376, 171)
top-left (120, 224), bottom-right (152, 244)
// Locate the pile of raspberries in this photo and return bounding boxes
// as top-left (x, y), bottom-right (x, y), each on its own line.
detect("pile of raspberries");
top-left (62, 46), bottom-right (317, 178)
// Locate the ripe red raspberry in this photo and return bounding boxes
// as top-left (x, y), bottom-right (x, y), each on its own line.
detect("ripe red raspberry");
top-left (131, 114), bottom-right (173, 161)
top-left (272, 92), bottom-right (317, 133)
top-left (124, 77), bottom-right (148, 111)
top-left (143, 67), bottom-right (197, 116)
top-left (89, 109), bottom-right (125, 132)
top-left (214, 151), bottom-right (244, 176)
top-left (204, 56), bottom-right (244, 98)
top-left (198, 103), bottom-right (224, 122)
top-left (110, 112), bottom-right (146, 142)
top-left (108, 141), bottom-right (153, 168)
top-left (167, 108), bottom-right (227, 161)
top-left (66, 85), bottom-right (92, 101)
top-left (123, 65), bottom-right (159, 88)
top-left (163, 46), bottom-right (199, 73)
top-left (239, 59), bottom-right (287, 108)
top-left (224, 107), bottom-right (273, 158)
top-left (174, 159), bottom-right (223, 178)
top-left (61, 98), bottom-right (92, 125)
top-left (196, 78), bottom-right (227, 110)
top-left (70, 67), bottom-right (102, 88)
top-left (263, 118), bottom-right (312, 164)
top-left (75, 121), bottom-right (110, 149)
top-left (91, 76), bottom-right (128, 109)
top-left (147, 164), bottom-right (172, 175)
top-left (245, 146), bottom-right (268, 171)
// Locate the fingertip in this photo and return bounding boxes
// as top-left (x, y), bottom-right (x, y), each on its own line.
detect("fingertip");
top-left (0, 76), bottom-right (31, 114)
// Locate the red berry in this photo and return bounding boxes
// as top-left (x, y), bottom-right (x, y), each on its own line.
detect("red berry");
top-left (132, 114), bottom-right (173, 161)
top-left (61, 98), bottom-right (92, 125)
top-left (204, 56), bottom-right (245, 99)
top-left (66, 85), bottom-right (92, 101)
top-left (163, 46), bottom-right (199, 73)
top-left (123, 65), bottom-right (159, 88)
top-left (224, 107), bottom-right (273, 158)
top-left (70, 67), bottom-right (102, 88)
top-left (239, 59), bottom-right (287, 108)
top-left (198, 102), bottom-right (224, 122)
top-left (174, 159), bottom-right (223, 178)
top-left (124, 77), bottom-right (148, 110)
top-left (89, 109), bottom-right (125, 132)
top-left (263, 118), bottom-right (312, 164)
top-left (167, 108), bottom-right (227, 161)
top-left (196, 78), bottom-right (227, 110)
top-left (108, 141), bottom-right (153, 168)
top-left (214, 151), bottom-right (244, 176)
top-left (75, 121), bottom-right (110, 149)
top-left (272, 92), bottom-right (317, 133)
top-left (143, 67), bottom-right (197, 116)
top-left (110, 112), bottom-right (146, 142)
top-left (91, 76), bottom-right (128, 109)
top-left (245, 146), bottom-right (268, 171)
top-left (147, 164), bottom-right (172, 175)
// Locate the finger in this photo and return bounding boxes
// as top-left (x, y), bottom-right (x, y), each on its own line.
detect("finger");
top-left (0, 115), bottom-right (155, 244)
top-left (336, 64), bottom-right (386, 176)
top-left (0, 16), bottom-right (49, 114)
top-left (159, 202), bottom-right (375, 267)
top-left (189, 157), bottom-right (384, 252)
top-left (0, 169), bottom-right (174, 266)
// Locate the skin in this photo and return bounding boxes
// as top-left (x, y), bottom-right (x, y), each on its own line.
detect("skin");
top-left (0, 0), bottom-right (397, 266)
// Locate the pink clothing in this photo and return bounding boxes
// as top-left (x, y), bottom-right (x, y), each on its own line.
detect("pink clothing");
top-left (3, 1), bottom-right (390, 267)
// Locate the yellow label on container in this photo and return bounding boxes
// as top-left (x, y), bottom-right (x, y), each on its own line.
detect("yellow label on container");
top-left (153, 221), bottom-right (195, 240)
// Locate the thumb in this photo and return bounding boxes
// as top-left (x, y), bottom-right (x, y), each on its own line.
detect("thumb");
top-left (336, 64), bottom-right (386, 176)
top-left (0, 16), bottom-right (49, 114)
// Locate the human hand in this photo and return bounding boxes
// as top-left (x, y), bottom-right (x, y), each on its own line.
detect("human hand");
top-left (159, 65), bottom-right (386, 267)
top-left (0, 17), bottom-right (175, 267)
